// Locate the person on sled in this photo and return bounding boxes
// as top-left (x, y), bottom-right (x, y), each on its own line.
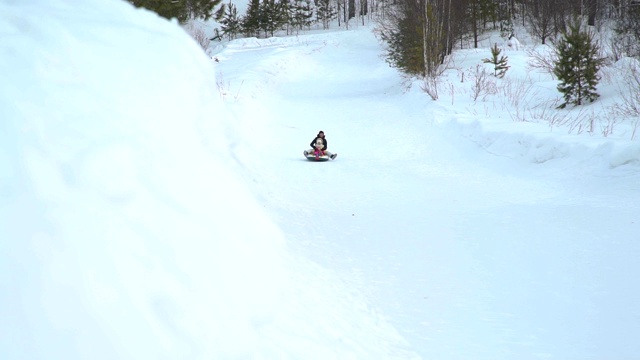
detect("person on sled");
top-left (304, 131), bottom-right (337, 160)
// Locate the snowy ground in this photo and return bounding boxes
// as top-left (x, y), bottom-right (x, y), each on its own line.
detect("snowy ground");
top-left (2, 1), bottom-right (640, 359)
top-left (215, 26), bottom-right (640, 359)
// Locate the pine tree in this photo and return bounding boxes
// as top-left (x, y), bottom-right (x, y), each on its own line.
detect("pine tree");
top-left (553, 19), bottom-right (605, 109)
top-left (261, 0), bottom-right (288, 37)
top-left (482, 43), bottom-right (509, 78)
top-left (185, 0), bottom-right (224, 20)
top-left (242, 0), bottom-right (262, 37)
top-left (127, 0), bottom-right (222, 23)
top-left (316, 0), bottom-right (337, 29)
top-left (379, 13), bottom-right (425, 76)
top-left (290, 0), bottom-right (314, 33)
top-left (219, 2), bottom-right (242, 40)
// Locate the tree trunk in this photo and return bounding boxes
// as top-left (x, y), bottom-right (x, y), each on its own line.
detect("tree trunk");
top-left (423, 0), bottom-right (429, 76)
top-left (472, 0), bottom-right (478, 48)
top-left (587, 0), bottom-right (597, 26)
top-left (349, 0), bottom-right (356, 19)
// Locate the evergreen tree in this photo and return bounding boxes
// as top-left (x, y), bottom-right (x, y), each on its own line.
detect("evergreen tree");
top-left (553, 19), bottom-right (605, 108)
top-left (242, 0), bottom-right (262, 37)
top-left (261, 0), bottom-right (288, 37)
top-left (380, 13), bottom-right (424, 76)
top-left (278, 0), bottom-right (293, 34)
top-left (185, 0), bottom-right (225, 20)
top-left (127, 0), bottom-right (222, 23)
top-left (290, 0), bottom-right (314, 33)
top-left (316, 0), bottom-right (337, 29)
top-left (378, 0), bottom-right (456, 78)
top-left (482, 43), bottom-right (510, 78)
top-left (219, 2), bottom-right (242, 40)
top-left (478, 0), bottom-right (499, 29)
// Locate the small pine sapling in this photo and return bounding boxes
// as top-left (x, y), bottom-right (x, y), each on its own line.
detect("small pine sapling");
top-left (553, 19), bottom-right (606, 109)
top-left (482, 43), bottom-right (510, 78)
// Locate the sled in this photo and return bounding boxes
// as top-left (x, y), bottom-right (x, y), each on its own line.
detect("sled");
top-left (306, 154), bottom-right (330, 161)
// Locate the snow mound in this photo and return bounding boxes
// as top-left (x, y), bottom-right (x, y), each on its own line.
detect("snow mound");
top-left (0, 1), bottom-right (416, 359)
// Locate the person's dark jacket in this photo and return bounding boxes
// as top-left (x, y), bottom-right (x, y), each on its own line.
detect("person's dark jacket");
top-left (310, 136), bottom-right (327, 150)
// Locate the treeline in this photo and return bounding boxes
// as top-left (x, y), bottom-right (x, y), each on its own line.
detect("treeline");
top-left (127, 0), bottom-right (378, 39)
top-left (128, 0), bottom-right (639, 55)
top-left (127, 0), bottom-right (639, 110)
top-left (215, 0), bottom-right (384, 39)
top-left (217, 0), bottom-right (327, 39)
top-left (377, 0), bottom-right (640, 77)
top-left (127, 0), bottom-right (639, 66)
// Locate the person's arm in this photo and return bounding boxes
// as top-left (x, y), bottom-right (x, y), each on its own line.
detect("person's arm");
top-left (323, 138), bottom-right (328, 150)
top-left (310, 138), bottom-right (316, 148)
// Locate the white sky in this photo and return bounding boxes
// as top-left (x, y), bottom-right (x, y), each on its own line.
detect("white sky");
top-left (2, 0), bottom-right (640, 359)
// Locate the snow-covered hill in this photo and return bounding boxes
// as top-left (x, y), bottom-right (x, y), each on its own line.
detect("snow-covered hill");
top-left (2, 0), bottom-right (639, 359)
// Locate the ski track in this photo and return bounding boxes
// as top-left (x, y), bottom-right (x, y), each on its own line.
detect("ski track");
top-left (215, 28), bottom-right (640, 359)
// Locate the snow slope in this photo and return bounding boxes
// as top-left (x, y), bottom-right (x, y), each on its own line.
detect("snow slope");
top-left (0, 1), bottom-right (411, 359)
top-left (2, 0), bottom-right (640, 359)
top-left (213, 20), bottom-right (640, 360)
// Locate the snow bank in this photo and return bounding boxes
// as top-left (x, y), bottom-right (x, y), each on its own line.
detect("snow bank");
top-left (437, 118), bottom-right (640, 170)
top-left (0, 1), bottom-right (288, 358)
top-left (1, 2), bottom-right (418, 359)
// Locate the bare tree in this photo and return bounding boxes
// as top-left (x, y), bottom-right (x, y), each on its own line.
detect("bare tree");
top-left (613, 61), bottom-right (640, 139)
top-left (525, 0), bottom-right (558, 44)
top-left (184, 22), bottom-right (211, 51)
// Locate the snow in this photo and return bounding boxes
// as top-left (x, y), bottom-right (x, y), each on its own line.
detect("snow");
top-left (2, 0), bottom-right (640, 359)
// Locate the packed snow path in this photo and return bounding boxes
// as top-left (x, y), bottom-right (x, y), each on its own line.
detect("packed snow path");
top-left (215, 28), bottom-right (640, 359)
